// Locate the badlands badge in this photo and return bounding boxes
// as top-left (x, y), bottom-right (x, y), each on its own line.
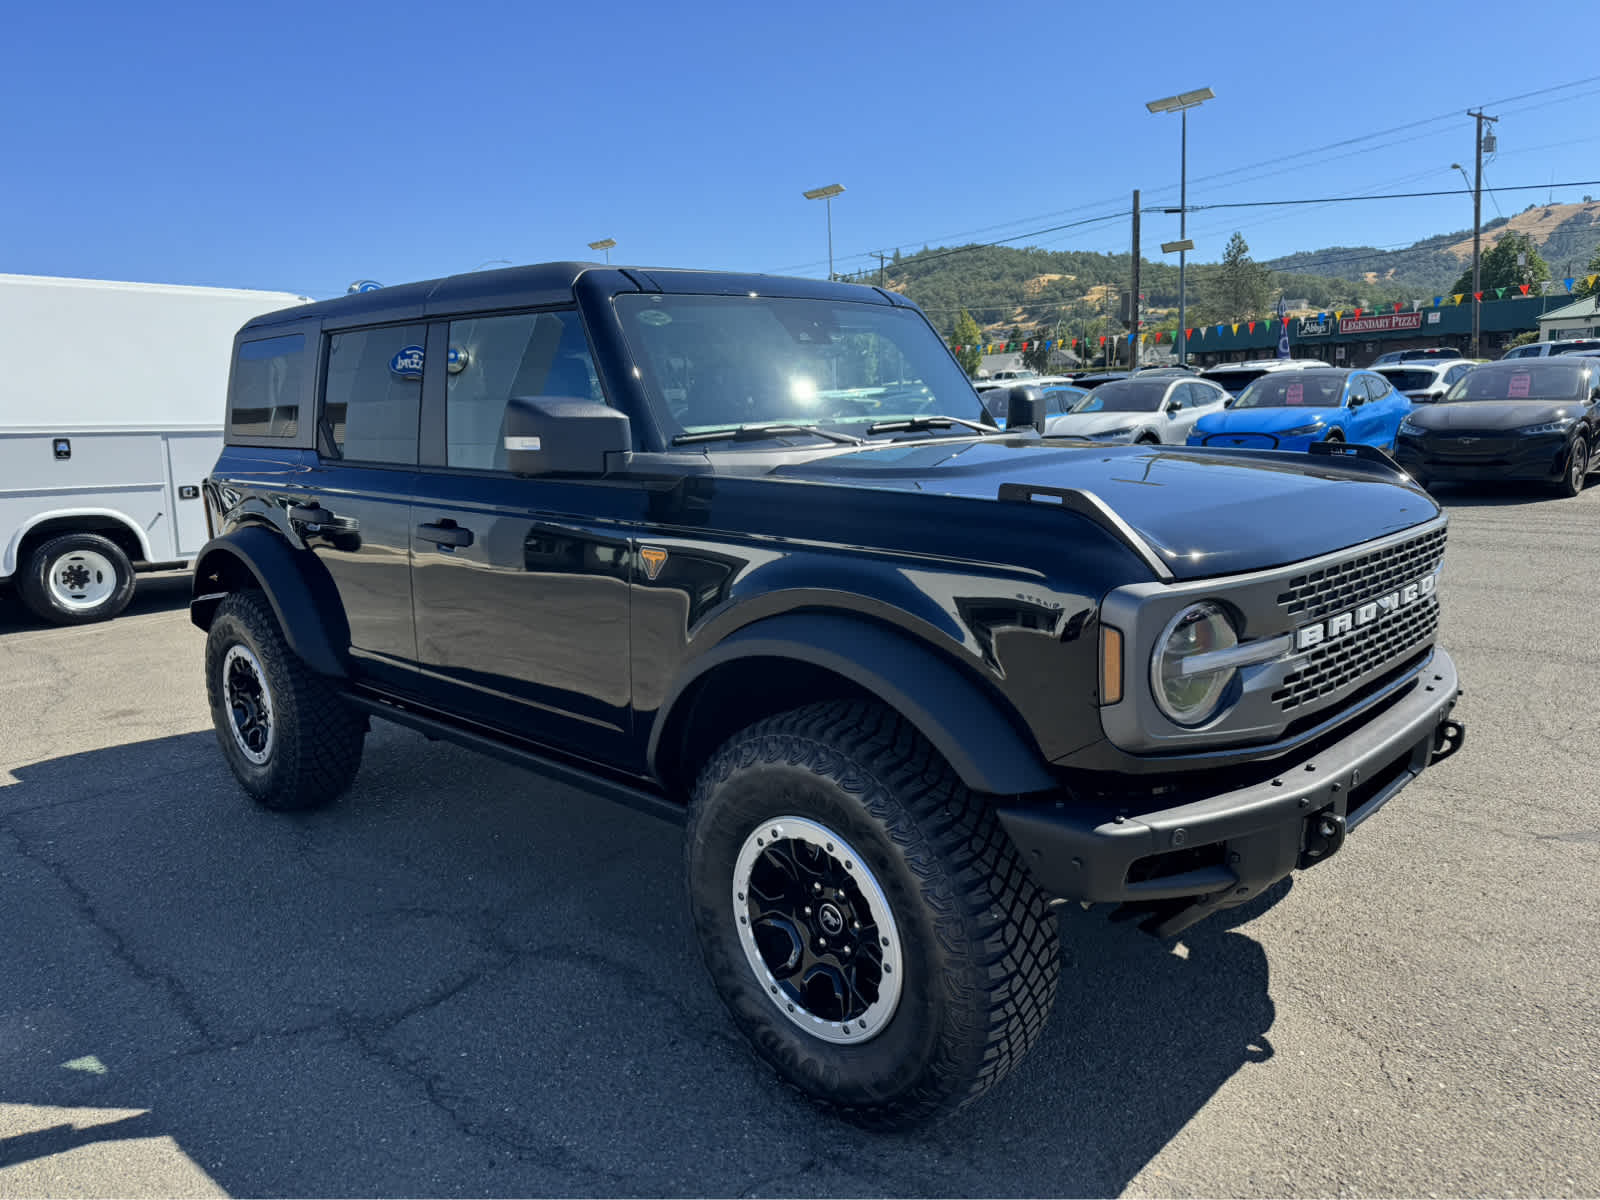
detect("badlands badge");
top-left (640, 546), bottom-right (669, 581)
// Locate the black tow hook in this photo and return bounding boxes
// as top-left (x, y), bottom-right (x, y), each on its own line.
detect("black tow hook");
top-left (1431, 718), bottom-right (1466, 765)
top-left (1298, 811), bottom-right (1346, 870)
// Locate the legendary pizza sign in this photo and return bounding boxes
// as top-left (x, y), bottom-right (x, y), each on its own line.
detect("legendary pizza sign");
top-left (1338, 311), bottom-right (1424, 335)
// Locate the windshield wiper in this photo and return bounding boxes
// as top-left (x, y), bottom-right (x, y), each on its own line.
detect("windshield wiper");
top-left (670, 423), bottom-right (863, 447)
top-left (865, 415), bottom-right (1000, 435)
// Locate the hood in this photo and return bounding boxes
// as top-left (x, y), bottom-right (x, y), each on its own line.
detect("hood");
top-left (1194, 405), bottom-right (1343, 435)
top-left (773, 439), bottom-right (1436, 580)
top-left (1045, 411), bottom-right (1152, 437)
top-left (1405, 400), bottom-right (1580, 431)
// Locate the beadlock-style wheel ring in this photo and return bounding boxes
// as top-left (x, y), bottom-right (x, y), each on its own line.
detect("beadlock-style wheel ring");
top-left (732, 816), bottom-right (904, 1045)
top-left (223, 644), bottom-right (276, 766)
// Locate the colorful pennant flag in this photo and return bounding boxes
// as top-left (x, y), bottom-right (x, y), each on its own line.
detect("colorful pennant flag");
top-left (1590, 275), bottom-right (1598, 289)
top-left (1393, 302), bottom-right (1403, 313)
top-left (1519, 284), bottom-right (1530, 296)
top-left (1452, 294), bottom-right (1464, 306)
top-left (1494, 288), bottom-right (1505, 299)
top-left (1247, 321), bottom-right (1256, 334)
top-left (1230, 323), bottom-right (1239, 335)
top-left (1473, 291), bottom-right (1483, 303)
top-left (1433, 296), bottom-right (1442, 307)
top-left (1412, 300), bottom-right (1422, 312)
top-left (1098, 335), bottom-right (1106, 346)
top-left (1333, 310), bottom-right (1343, 321)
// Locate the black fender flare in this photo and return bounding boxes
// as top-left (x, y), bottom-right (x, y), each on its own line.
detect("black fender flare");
top-left (188, 526), bottom-right (349, 678)
top-left (648, 612), bottom-right (1058, 796)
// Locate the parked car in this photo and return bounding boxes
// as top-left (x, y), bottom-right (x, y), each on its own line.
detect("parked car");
top-left (1393, 357), bottom-right (1600, 496)
top-left (1198, 358), bottom-right (1330, 400)
top-left (1374, 360), bottom-right (1476, 403)
top-left (1370, 347), bottom-right (1467, 366)
top-left (1067, 370), bottom-right (1130, 389)
top-left (1044, 375), bottom-right (1227, 444)
top-left (188, 262), bottom-right (1464, 1128)
top-left (978, 381), bottom-right (1086, 424)
top-left (1187, 368), bottom-right (1411, 452)
top-left (1501, 338), bottom-right (1600, 360)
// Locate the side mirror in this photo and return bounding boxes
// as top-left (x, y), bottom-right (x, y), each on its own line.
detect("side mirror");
top-left (1166, 398), bottom-right (1183, 413)
top-left (503, 396), bottom-right (631, 477)
top-left (1005, 385), bottom-right (1046, 433)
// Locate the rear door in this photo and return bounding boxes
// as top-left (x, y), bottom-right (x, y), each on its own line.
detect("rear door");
top-left (407, 308), bottom-right (641, 767)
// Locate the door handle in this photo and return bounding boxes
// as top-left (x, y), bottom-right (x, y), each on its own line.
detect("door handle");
top-left (418, 521), bottom-right (474, 548)
top-left (289, 504), bottom-right (338, 525)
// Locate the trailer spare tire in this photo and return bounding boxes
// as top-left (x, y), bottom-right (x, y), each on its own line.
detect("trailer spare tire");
top-left (19, 533), bottom-right (136, 625)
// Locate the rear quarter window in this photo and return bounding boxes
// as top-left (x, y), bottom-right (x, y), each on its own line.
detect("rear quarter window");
top-left (229, 334), bottom-right (305, 439)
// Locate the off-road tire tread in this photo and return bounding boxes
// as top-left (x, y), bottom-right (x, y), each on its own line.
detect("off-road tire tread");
top-left (206, 590), bottom-right (364, 810)
top-left (687, 699), bottom-right (1060, 1129)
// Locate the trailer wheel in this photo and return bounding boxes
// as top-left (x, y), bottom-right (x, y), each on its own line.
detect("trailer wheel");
top-left (19, 533), bottom-right (136, 625)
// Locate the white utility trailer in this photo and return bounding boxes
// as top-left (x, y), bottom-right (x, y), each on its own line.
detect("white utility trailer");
top-left (1, 274), bottom-right (310, 623)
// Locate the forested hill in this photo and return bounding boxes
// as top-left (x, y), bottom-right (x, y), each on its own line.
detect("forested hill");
top-left (858, 200), bottom-right (1600, 339)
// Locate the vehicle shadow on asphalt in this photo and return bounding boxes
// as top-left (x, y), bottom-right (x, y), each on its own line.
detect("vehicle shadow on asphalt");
top-left (0, 726), bottom-right (1281, 1198)
top-left (0, 573), bottom-right (192, 633)
top-left (1430, 481), bottom-right (1582, 507)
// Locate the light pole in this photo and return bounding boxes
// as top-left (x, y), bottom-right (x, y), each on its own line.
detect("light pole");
top-left (1147, 87), bottom-right (1213, 366)
top-left (803, 184), bottom-right (845, 280)
top-left (588, 238), bottom-right (617, 264)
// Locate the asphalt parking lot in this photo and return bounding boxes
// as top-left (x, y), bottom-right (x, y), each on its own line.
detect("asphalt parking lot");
top-left (2, 488), bottom-right (1597, 1199)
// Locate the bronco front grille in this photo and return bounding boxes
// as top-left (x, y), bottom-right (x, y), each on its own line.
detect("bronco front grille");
top-left (1272, 594), bottom-right (1439, 712)
top-left (1276, 526), bottom-right (1448, 621)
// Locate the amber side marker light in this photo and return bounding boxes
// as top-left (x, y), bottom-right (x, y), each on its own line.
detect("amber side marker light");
top-left (1100, 626), bottom-right (1124, 705)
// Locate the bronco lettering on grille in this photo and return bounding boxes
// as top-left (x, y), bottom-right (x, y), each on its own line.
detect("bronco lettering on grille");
top-left (1294, 573), bottom-right (1435, 652)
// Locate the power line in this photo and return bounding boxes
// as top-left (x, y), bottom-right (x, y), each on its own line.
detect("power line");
top-left (1155, 180), bottom-right (1600, 214)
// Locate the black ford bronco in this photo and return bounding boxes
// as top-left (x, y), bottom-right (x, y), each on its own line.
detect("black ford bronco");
top-left (192, 264), bottom-right (1464, 1127)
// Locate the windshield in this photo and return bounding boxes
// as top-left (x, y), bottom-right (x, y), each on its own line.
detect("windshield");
top-left (1444, 361), bottom-right (1588, 402)
top-left (615, 294), bottom-right (980, 441)
top-left (1231, 372), bottom-right (1348, 409)
top-left (1201, 369), bottom-right (1269, 395)
top-left (1377, 369), bottom-right (1441, 392)
top-left (1067, 379), bottom-right (1170, 413)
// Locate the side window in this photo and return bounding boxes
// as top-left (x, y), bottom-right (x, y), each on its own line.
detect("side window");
top-left (323, 325), bottom-right (427, 464)
top-left (445, 310), bottom-right (599, 470)
top-left (230, 334), bottom-right (304, 438)
top-left (1366, 375), bottom-right (1391, 402)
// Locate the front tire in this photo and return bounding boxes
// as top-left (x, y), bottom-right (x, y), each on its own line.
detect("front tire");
top-left (685, 700), bottom-right (1060, 1129)
top-left (204, 591), bottom-right (366, 810)
top-left (19, 533), bottom-right (135, 625)
top-left (1557, 435), bottom-right (1589, 497)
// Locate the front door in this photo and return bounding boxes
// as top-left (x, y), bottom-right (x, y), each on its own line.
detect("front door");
top-left (407, 309), bottom-right (639, 766)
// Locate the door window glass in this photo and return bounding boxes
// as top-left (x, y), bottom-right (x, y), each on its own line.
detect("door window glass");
top-left (323, 325), bottom-right (426, 464)
top-left (445, 311), bottom-right (599, 470)
top-left (230, 334), bottom-right (304, 438)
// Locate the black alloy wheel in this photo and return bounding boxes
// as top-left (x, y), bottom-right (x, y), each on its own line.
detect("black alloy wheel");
top-left (1558, 434), bottom-right (1589, 498)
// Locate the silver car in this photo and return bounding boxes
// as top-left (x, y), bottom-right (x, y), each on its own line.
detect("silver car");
top-left (1044, 376), bottom-right (1229, 444)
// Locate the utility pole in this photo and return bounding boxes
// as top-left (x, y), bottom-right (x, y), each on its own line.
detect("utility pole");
top-left (873, 251), bottom-right (889, 288)
top-left (1130, 190), bottom-right (1141, 371)
top-left (1469, 108), bottom-right (1499, 358)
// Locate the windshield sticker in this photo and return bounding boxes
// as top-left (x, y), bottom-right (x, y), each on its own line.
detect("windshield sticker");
top-left (637, 310), bottom-right (672, 326)
top-left (1285, 382), bottom-right (1304, 405)
top-left (1507, 372), bottom-right (1531, 398)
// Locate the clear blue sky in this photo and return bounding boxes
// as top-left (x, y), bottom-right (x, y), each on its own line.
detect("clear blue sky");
top-left (5, 0), bottom-right (1598, 301)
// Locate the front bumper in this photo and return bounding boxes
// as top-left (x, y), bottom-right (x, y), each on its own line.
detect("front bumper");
top-left (996, 645), bottom-right (1463, 937)
top-left (1395, 434), bottom-right (1569, 482)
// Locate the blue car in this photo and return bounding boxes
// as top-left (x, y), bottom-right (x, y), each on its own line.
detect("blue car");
top-left (1186, 368), bottom-right (1412, 453)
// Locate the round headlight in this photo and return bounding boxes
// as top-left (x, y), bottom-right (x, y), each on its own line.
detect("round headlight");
top-left (1151, 601), bottom-right (1239, 726)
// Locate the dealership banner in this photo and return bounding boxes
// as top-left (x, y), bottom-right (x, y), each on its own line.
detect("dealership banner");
top-left (1338, 311), bottom-right (1424, 335)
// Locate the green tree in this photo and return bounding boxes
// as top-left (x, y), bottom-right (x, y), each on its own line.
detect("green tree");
top-left (1448, 232), bottom-right (1550, 297)
top-left (951, 309), bottom-right (983, 376)
top-left (1022, 325), bottom-right (1054, 373)
top-left (1215, 233), bottom-right (1272, 321)
top-left (1573, 244), bottom-right (1600, 300)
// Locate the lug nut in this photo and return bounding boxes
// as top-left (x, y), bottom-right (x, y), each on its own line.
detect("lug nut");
top-left (813, 882), bottom-right (822, 894)
top-left (818, 937), bottom-right (827, 948)
top-left (803, 905), bottom-right (812, 916)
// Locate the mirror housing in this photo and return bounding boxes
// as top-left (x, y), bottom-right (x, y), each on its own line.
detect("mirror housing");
top-left (503, 396), bottom-right (631, 477)
top-left (1166, 398), bottom-right (1183, 412)
top-left (1005, 385), bottom-right (1047, 433)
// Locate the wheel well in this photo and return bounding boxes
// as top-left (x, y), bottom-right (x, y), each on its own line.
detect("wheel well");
top-left (18, 518), bottom-right (145, 568)
top-left (656, 656), bottom-right (874, 798)
top-left (193, 546), bottom-right (265, 596)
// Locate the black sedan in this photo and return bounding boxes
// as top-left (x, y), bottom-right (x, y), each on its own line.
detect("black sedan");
top-left (1393, 357), bottom-right (1600, 496)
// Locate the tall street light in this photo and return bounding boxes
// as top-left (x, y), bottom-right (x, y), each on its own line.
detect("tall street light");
top-left (803, 184), bottom-right (845, 280)
top-left (588, 238), bottom-right (617, 264)
top-left (1147, 87), bottom-right (1213, 366)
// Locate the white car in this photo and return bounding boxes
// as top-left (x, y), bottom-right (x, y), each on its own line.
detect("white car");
top-left (1501, 338), bottom-right (1600, 359)
top-left (1198, 358), bottom-right (1331, 399)
top-left (1044, 375), bottom-right (1229, 444)
top-left (1374, 360), bottom-right (1475, 403)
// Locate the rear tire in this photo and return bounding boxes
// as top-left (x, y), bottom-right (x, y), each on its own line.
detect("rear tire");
top-left (204, 590), bottom-right (365, 810)
top-left (19, 533), bottom-right (135, 625)
top-left (685, 700), bottom-right (1060, 1129)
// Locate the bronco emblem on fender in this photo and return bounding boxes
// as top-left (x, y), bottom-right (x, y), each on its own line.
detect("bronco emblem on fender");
top-left (640, 546), bottom-right (669, 580)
